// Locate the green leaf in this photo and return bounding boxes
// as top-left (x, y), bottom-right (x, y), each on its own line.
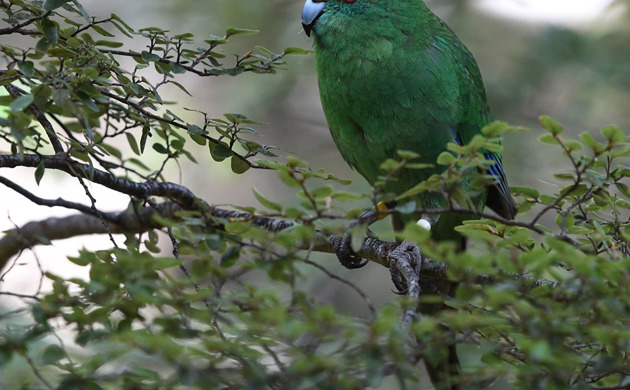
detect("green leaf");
top-left (510, 186), bottom-right (540, 199)
top-left (10, 94), bottom-right (34, 112)
top-left (48, 47), bottom-right (75, 58)
top-left (538, 133), bottom-right (559, 145)
top-left (482, 143), bottom-right (503, 154)
top-left (111, 13), bottom-right (134, 33)
top-left (187, 125), bottom-right (206, 135)
top-left (43, 0), bottom-right (68, 10)
top-left (76, 92), bottom-right (99, 112)
top-left (189, 134), bottom-right (206, 146)
top-left (564, 140), bottom-right (583, 151)
top-left (539, 115), bottom-right (563, 135)
top-left (223, 113), bottom-right (266, 125)
top-left (127, 367), bottom-right (159, 381)
top-left (152, 257), bottom-right (180, 270)
top-left (35, 37), bottom-right (52, 53)
top-left (436, 151), bottom-right (456, 165)
top-left (0, 70), bottom-right (19, 86)
top-left (405, 163), bottom-right (434, 170)
top-left (225, 27), bottom-right (259, 37)
top-left (152, 143), bottom-right (168, 154)
top-left (593, 191), bottom-right (612, 207)
top-left (580, 132), bottom-right (604, 152)
top-left (253, 188), bottom-right (282, 211)
top-left (17, 61), bottom-right (34, 77)
top-left (95, 40), bottom-right (124, 48)
top-left (286, 156), bottom-right (308, 168)
top-left (141, 50), bottom-right (161, 62)
top-left (539, 194), bottom-right (558, 205)
top-left (230, 155), bottom-right (250, 174)
top-left (403, 222), bottom-right (431, 243)
top-left (602, 125), bottom-right (624, 145)
top-left (220, 246), bottom-right (240, 268)
top-left (555, 212), bottom-right (574, 230)
top-left (209, 141), bottom-right (232, 161)
top-left (310, 185), bottom-right (334, 199)
top-left (283, 46), bottom-right (310, 55)
top-left (155, 61), bottom-right (171, 75)
top-left (41, 19), bottom-right (58, 44)
top-left (169, 81), bottom-right (191, 96)
top-left (331, 191), bottom-right (364, 202)
top-left (41, 345), bottom-right (64, 365)
top-left (349, 224), bottom-right (368, 253)
top-left (481, 121), bottom-right (511, 136)
top-left (277, 169), bottom-right (301, 188)
top-left (68, 252), bottom-right (93, 266)
top-left (530, 341), bottom-right (552, 362)
top-left (72, 0), bottom-right (91, 22)
top-left (92, 24), bottom-right (115, 37)
top-left (140, 123), bottom-right (149, 153)
top-left (615, 183), bottom-right (630, 200)
top-left (169, 61), bottom-right (186, 74)
top-left (34, 161), bottom-right (45, 185)
top-left (397, 150), bottom-right (420, 160)
top-left (553, 172), bottom-right (574, 181)
top-left (380, 158), bottom-right (400, 172)
top-left (126, 133), bottom-right (140, 155)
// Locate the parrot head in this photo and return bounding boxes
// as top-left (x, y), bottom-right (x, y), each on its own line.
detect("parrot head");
top-left (301, 0), bottom-right (326, 37)
top-left (302, 0), bottom-right (399, 37)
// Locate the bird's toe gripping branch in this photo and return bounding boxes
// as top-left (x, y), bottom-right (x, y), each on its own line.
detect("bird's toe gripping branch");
top-left (332, 231), bottom-right (368, 269)
top-left (331, 201), bottom-right (392, 269)
top-left (389, 217), bottom-right (433, 293)
top-left (389, 240), bottom-right (423, 293)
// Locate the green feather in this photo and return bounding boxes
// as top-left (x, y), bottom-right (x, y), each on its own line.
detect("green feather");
top-left (307, 0), bottom-right (515, 234)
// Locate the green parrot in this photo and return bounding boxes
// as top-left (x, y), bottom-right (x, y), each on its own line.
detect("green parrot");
top-left (302, 0), bottom-right (517, 388)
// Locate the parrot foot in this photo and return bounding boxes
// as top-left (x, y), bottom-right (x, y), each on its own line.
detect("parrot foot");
top-left (331, 228), bottom-right (369, 269)
top-left (330, 205), bottom-right (386, 269)
top-left (389, 240), bottom-right (423, 293)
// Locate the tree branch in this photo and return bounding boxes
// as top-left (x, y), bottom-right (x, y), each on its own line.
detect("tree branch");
top-left (0, 10), bottom-right (50, 35)
top-left (0, 197), bottom-right (556, 292)
top-left (99, 90), bottom-right (267, 170)
top-left (0, 154), bottom-right (202, 209)
top-left (4, 83), bottom-right (65, 154)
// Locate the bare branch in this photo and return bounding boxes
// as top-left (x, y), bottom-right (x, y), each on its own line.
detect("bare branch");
top-left (0, 203), bottom-right (170, 267)
top-left (0, 176), bottom-right (97, 216)
top-left (0, 154), bottom-right (203, 209)
top-left (0, 10), bottom-right (50, 35)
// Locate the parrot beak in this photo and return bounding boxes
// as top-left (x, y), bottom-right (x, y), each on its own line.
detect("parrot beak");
top-left (302, 0), bottom-right (326, 37)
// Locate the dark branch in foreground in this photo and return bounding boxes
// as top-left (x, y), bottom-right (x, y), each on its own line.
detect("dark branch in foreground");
top-left (0, 198), bottom-right (556, 291)
top-left (0, 154), bottom-right (202, 209)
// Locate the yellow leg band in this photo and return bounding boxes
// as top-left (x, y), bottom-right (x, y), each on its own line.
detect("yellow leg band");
top-left (373, 202), bottom-right (389, 220)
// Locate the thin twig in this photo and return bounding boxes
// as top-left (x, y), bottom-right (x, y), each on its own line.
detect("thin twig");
top-left (4, 83), bottom-right (65, 154)
top-left (25, 353), bottom-right (54, 390)
top-left (0, 10), bottom-right (51, 35)
top-left (303, 258), bottom-right (377, 320)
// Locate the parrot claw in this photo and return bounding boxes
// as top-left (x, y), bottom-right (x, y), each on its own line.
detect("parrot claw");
top-left (390, 267), bottom-right (408, 293)
top-left (332, 232), bottom-right (368, 269)
top-left (388, 240), bottom-right (423, 293)
top-left (330, 207), bottom-right (383, 269)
